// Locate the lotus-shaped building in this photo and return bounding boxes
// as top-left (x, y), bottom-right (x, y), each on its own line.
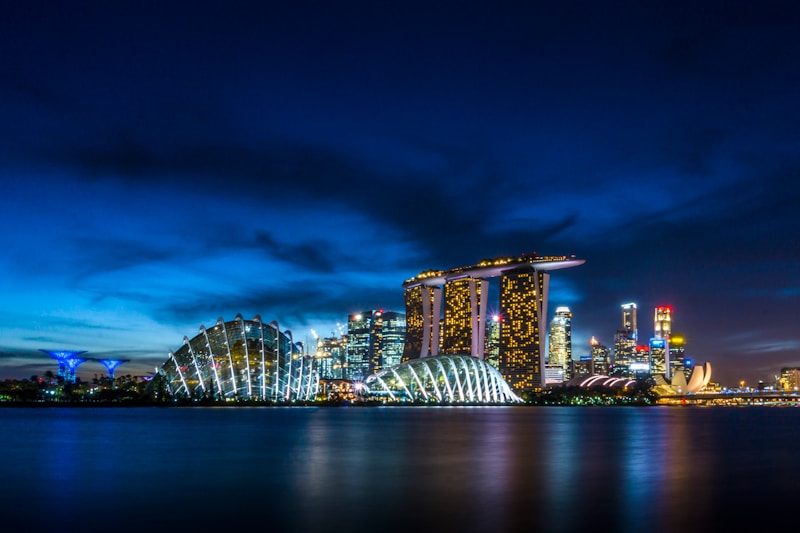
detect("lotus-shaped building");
top-left (363, 354), bottom-right (522, 403)
top-left (670, 362), bottom-right (712, 394)
top-left (153, 314), bottom-right (318, 401)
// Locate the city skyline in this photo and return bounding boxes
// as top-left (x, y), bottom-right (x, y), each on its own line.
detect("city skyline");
top-left (1, 2), bottom-right (799, 387)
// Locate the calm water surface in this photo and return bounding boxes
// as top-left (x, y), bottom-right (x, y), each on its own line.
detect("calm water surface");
top-left (0, 406), bottom-right (797, 532)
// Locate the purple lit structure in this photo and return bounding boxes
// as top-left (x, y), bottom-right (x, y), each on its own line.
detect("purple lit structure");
top-left (39, 350), bottom-right (87, 381)
top-left (95, 359), bottom-right (130, 380)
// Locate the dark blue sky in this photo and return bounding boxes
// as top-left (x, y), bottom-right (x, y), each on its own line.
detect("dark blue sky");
top-left (1, 1), bottom-right (798, 386)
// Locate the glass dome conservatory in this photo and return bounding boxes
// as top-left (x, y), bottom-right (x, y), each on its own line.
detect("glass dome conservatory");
top-left (363, 355), bottom-right (521, 404)
top-left (154, 314), bottom-right (318, 401)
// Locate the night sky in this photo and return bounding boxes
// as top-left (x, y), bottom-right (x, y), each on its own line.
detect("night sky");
top-left (1, 1), bottom-right (798, 387)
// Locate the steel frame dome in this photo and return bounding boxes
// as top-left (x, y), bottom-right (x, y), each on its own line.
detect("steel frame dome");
top-left (155, 314), bottom-right (318, 401)
top-left (363, 355), bottom-right (521, 403)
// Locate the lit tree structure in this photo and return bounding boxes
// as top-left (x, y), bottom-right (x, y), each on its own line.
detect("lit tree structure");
top-left (39, 350), bottom-right (87, 382)
top-left (95, 359), bottom-right (130, 380)
top-left (65, 356), bottom-right (89, 383)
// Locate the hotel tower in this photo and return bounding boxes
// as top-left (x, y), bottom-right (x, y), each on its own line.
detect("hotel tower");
top-left (402, 254), bottom-right (584, 392)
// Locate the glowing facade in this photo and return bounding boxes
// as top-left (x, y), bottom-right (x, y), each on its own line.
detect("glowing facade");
top-left (613, 303), bottom-right (637, 377)
top-left (380, 311), bottom-right (406, 368)
top-left (315, 336), bottom-right (346, 379)
top-left (402, 254), bottom-right (584, 393)
top-left (345, 310), bottom-right (405, 380)
top-left (548, 306), bottom-right (572, 380)
top-left (590, 337), bottom-right (609, 376)
top-left (402, 284), bottom-right (442, 362)
top-left (654, 306), bottom-right (672, 340)
top-left (154, 314), bottom-right (318, 401)
top-left (484, 314), bottom-right (501, 370)
top-left (499, 268), bottom-right (549, 391)
top-left (363, 354), bottom-right (521, 403)
top-left (442, 278), bottom-right (487, 358)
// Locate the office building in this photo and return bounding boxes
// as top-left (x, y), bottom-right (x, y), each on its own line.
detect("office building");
top-left (548, 306), bottom-right (573, 380)
top-left (590, 336), bottom-right (610, 376)
top-left (345, 310), bottom-right (406, 380)
top-left (484, 314), bottom-right (501, 370)
top-left (654, 306), bottom-right (672, 340)
top-left (613, 303), bottom-right (638, 377)
top-left (316, 335), bottom-right (347, 380)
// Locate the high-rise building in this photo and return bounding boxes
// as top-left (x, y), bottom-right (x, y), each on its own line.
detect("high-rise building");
top-left (573, 356), bottom-right (593, 377)
top-left (484, 314), bottom-right (501, 370)
top-left (345, 310), bottom-right (406, 380)
top-left (613, 303), bottom-right (637, 377)
top-left (779, 368), bottom-right (800, 391)
top-left (401, 283), bottom-right (442, 362)
top-left (499, 268), bottom-right (549, 391)
top-left (548, 306), bottom-right (572, 380)
top-left (442, 278), bottom-right (488, 357)
top-left (380, 311), bottom-right (406, 368)
top-left (668, 334), bottom-right (686, 379)
top-left (648, 338), bottom-right (667, 376)
top-left (654, 306), bottom-right (672, 340)
top-left (401, 254), bottom-right (585, 392)
top-left (316, 335), bottom-right (347, 380)
top-left (590, 336), bottom-right (610, 375)
top-left (345, 312), bottom-right (373, 380)
top-left (622, 303), bottom-right (637, 337)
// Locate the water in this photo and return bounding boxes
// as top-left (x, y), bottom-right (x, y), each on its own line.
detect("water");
top-left (0, 406), bottom-right (797, 532)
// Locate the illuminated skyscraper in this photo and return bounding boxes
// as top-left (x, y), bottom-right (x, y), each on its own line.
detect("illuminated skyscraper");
top-left (651, 306), bottom-right (673, 377)
top-left (316, 335), bottom-right (347, 380)
top-left (401, 254), bottom-right (585, 392)
top-left (484, 314), bottom-right (501, 370)
top-left (442, 278), bottom-right (488, 358)
top-left (380, 311), bottom-right (406, 368)
top-left (402, 282), bottom-right (443, 361)
top-left (622, 303), bottom-right (637, 336)
top-left (654, 306), bottom-right (672, 340)
top-left (668, 334), bottom-right (686, 379)
top-left (590, 336), bottom-right (609, 375)
top-left (499, 268), bottom-right (549, 391)
top-left (345, 312), bottom-right (374, 380)
top-left (548, 306), bottom-right (572, 380)
top-left (649, 338), bottom-right (667, 376)
top-left (345, 310), bottom-right (406, 380)
top-left (613, 303), bottom-right (637, 377)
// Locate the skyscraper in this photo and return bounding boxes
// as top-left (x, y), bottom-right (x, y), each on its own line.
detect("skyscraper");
top-left (484, 314), bottom-right (501, 370)
top-left (401, 254), bottom-right (585, 391)
top-left (442, 277), bottom-right (488, 358)
top-left (590, 336), bottom-right (610, 375)
top-left (380, 311), bottom-right (406, 369)
top-left (345, 311), bottom-right (375, 380)
top-left (613, 303), bottom-right (637, 377)
top-left (316, 335), bottom-right (347, 380)
top-left (345, 310), bottom-right (406, 380)
top-left (499, 268), bottom-right (549, 391)
top-left (668, 334), bottom-right (686, 379)
top-left (401, 283), bottom-right (442, 362)
top-left (548, 306), bottom-right (572, 380)
top-left (651, 306), bottom-right (672, 377)
top-left (654, 306), bottom-right (672, 340)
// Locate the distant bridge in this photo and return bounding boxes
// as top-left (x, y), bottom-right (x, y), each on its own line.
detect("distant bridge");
top-left (658, 391), bottom-right (800, 406)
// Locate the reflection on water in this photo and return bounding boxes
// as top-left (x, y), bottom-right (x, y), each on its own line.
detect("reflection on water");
top-left (1, 406), bottom-right (798, 532)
